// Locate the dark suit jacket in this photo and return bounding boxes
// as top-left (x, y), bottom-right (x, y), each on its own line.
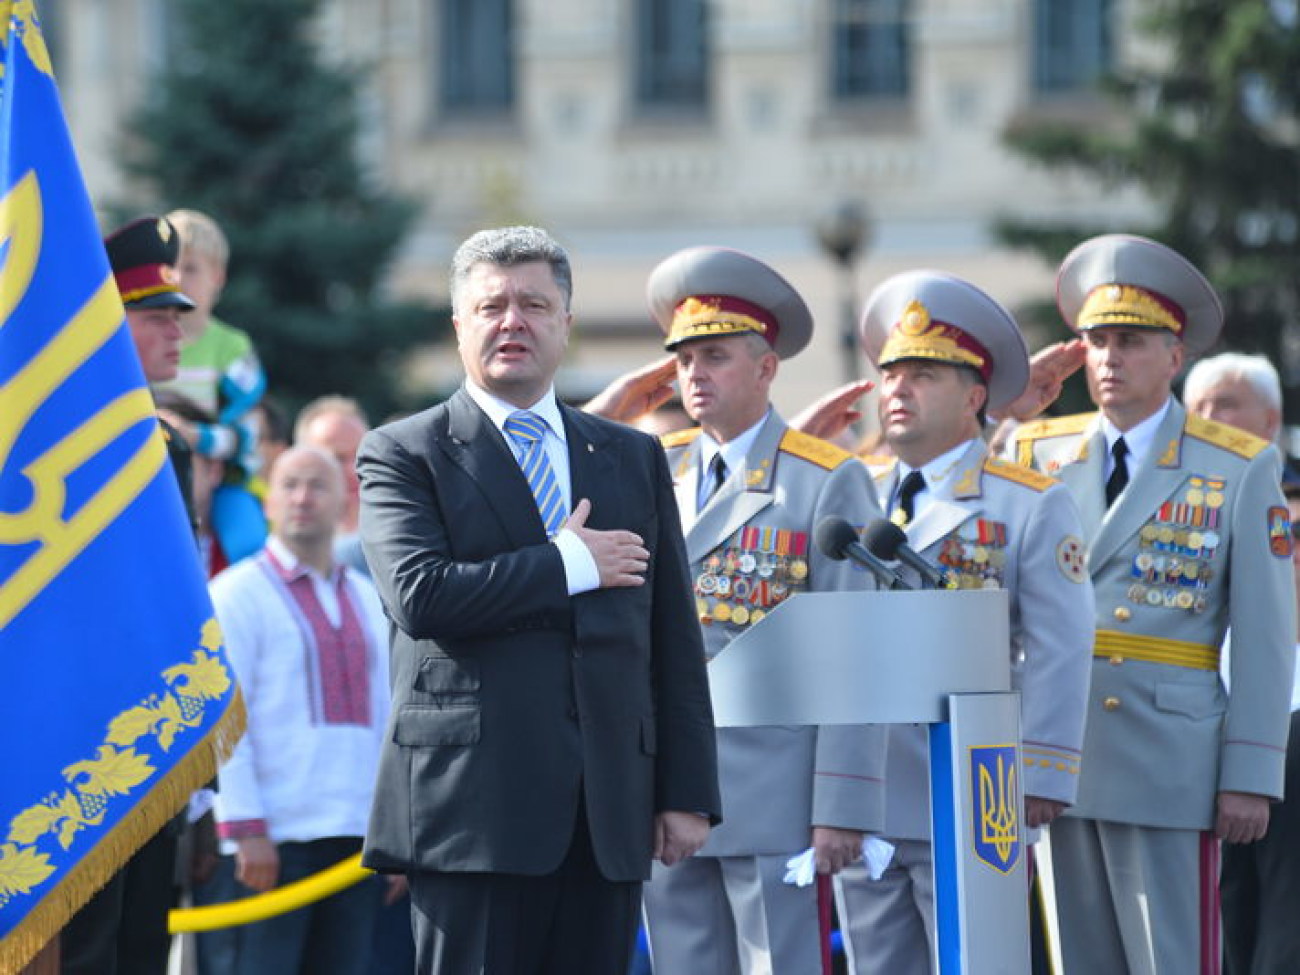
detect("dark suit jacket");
top-left (358, 389), bottom-right (720, 882)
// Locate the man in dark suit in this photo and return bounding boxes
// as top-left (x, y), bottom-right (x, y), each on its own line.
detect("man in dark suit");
top-left (357, 226), bottom-right (721, 975)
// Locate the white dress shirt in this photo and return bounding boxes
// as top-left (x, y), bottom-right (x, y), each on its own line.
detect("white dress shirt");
top-left (1100, 397), bottom-right (1172, 479)
top-left (463, 381), bottom-right (600, 595)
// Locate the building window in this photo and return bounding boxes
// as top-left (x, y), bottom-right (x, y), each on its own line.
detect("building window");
top-left (832, 0), bottom-right (910, 101)
top-left (1033, 0), bottom-right (1112, 94)
top-left (440, 0), bottom-right (514, 115)
top-left (636, 0), bottom-right (709, 110)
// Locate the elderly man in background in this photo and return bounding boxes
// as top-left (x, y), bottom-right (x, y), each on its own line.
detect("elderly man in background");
top-left (1185, 351), bottom-right (1299, 483)
top-left (1181, 351), bottom-right (1300, 974)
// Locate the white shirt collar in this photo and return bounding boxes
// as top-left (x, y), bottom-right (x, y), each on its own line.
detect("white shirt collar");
top-left (1101, 397), bottom-right (1172, 471)
top-left (266, 535), bottom-right (339, 585)
top-left (464, 380), bottom-right (567, 443)
top-left (898, 437), bottom-right (979, 493)
top-left (698, 409), bottom-right (770, 479)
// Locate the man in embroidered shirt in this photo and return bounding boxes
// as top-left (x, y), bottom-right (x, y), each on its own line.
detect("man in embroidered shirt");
top-left (209, 445), bottom-right (393, 974)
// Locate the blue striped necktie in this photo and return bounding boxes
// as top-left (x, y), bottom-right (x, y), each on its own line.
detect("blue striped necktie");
top-left (504, 410), bottom-right (566, 537)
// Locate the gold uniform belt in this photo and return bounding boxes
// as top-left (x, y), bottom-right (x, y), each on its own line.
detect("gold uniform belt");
top-left (1093, 630), bottom-right (1219, 671)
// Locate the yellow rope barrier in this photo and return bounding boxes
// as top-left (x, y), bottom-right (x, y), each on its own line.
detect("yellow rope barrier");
top-left (168, 853), bottom-right (374, 933)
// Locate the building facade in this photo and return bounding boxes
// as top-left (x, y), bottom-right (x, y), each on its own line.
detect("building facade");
top-left (48, 0), bottom-right (1148, 412)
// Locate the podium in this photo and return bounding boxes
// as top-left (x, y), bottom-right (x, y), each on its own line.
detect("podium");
top-left (708, 588), bottom-right (1027, 975)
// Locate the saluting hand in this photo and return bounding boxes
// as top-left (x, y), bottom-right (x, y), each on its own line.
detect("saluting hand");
top-left (789, 379), bottom-right (876, 443)
top-left (992, 340), bottom-right (1087, 423)
top-left (566, 499), bottom-right (648, 588)
top-left (583, 356), bottom-right (678, 424)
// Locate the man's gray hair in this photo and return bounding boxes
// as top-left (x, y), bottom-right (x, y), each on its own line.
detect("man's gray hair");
top-left (1184, 352), bottom-right (1282, 412)
top-left (450, 226), bottom-right (573, 313)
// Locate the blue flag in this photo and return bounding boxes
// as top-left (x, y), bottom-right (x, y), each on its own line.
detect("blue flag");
top-left (0, 4), bottom-right (244, 967)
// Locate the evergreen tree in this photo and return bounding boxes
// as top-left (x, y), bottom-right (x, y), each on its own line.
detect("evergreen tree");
top-left (122, 0), bottom-right (443, 419)
top-left (998, 0), bottom-right (1300, 418)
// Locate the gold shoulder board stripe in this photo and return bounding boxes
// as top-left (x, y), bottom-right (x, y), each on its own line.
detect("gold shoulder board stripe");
top-left (1014, 412), bottom-right (1097, 443)
top-left (1184, 413), bottom-right (1267, 460)
top-left (983, 457), bottom-right (1056, 493)
top-left (779, 429), bottom-right (853, 470)
top-left (660, 427), bottom-right (701, 449)
top-left (858, 452), bottom-right (895, 466)
top-left (861, 453), bottom-right (897, 478)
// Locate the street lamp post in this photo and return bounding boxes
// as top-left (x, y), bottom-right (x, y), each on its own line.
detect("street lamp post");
top-left (815, 200), bottom-right (872, 386)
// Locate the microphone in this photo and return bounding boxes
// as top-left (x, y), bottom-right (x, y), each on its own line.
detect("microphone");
top-left (861, 519), bottom-right (950, 590)
top-left (814, 516), bottom-right (911, 591)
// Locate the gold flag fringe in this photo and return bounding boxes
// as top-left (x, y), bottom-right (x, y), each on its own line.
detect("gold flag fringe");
top-left (1, 686), bottom-right (246, 974)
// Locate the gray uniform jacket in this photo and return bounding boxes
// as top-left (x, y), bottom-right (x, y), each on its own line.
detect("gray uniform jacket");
top-left (869, 439), bottom-right (1095, 840)
top-left (1013, 401), bottom-right (1295, 828)
top-left (663, 412), bottom-right (886, 855)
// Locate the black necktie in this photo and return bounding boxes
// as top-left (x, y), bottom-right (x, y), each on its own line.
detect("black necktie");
top-left (700, 454), bottom-right (727, 511)
top-left (896, 470), bottom-right (925, 525)
top-left (1106, 437), bottom-right (1129, 507)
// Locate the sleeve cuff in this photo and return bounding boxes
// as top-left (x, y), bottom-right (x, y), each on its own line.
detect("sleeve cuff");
top-left (553, 527), bottom-right (600, 595)
top-left (217, 818), bottom-right (269, 840)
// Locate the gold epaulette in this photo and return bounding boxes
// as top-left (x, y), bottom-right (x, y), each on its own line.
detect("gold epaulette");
top-left (1184, 413), bottom-right (1268, 460)
top-left (982, 456), bottom-right (1056, 493)
top-left (1014, 412), bottom-right (1097, 443)
top-left (857, 452), bottom-right (895, 467)
top-left (779, 429), bottom-right (853, 470)
top-left (861, 454), bottom-right (897, 480)
top-left (660, 427), bottom-right (702, 450)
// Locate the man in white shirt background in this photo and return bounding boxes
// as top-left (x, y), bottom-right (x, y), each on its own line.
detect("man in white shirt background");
top-left (208, 445), bottom-right (395, 975)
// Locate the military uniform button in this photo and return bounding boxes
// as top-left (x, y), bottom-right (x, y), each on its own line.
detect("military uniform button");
top-left (1102, 696), bottom-right (1121, 711)
top-left (1114, 607), bottom-right (1132, 622)
top-left (1109, 655), bottom-right (1124, 666)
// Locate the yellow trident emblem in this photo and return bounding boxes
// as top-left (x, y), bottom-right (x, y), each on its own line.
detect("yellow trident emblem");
top-left (972, 746), bottom-right (1020, 873)
top-left (0, 172), bottom-right (166, 628)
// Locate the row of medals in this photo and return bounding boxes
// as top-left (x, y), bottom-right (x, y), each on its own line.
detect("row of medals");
top-left (1128, 522), bottom-right (1220, 613)
top-left (696, 549), bottom-right (809, 626)
top-left (936, 535), bottom-right (1007, 590)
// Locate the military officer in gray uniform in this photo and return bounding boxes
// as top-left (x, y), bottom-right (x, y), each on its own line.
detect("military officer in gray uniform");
top-left (829, 271), bottom-right (1095, 975)
top-left (1011, 234), bottom-right (1296, 975)
top-left (636, 246), bottom-right (885, 975)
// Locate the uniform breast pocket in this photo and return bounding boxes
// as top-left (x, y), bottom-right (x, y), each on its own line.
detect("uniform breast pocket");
top-left (1154, 680), bottom-right (1224, 721)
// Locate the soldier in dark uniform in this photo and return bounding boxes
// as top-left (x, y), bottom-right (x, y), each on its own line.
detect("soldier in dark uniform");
top-left (59, 216), bottom-right (198, 975)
